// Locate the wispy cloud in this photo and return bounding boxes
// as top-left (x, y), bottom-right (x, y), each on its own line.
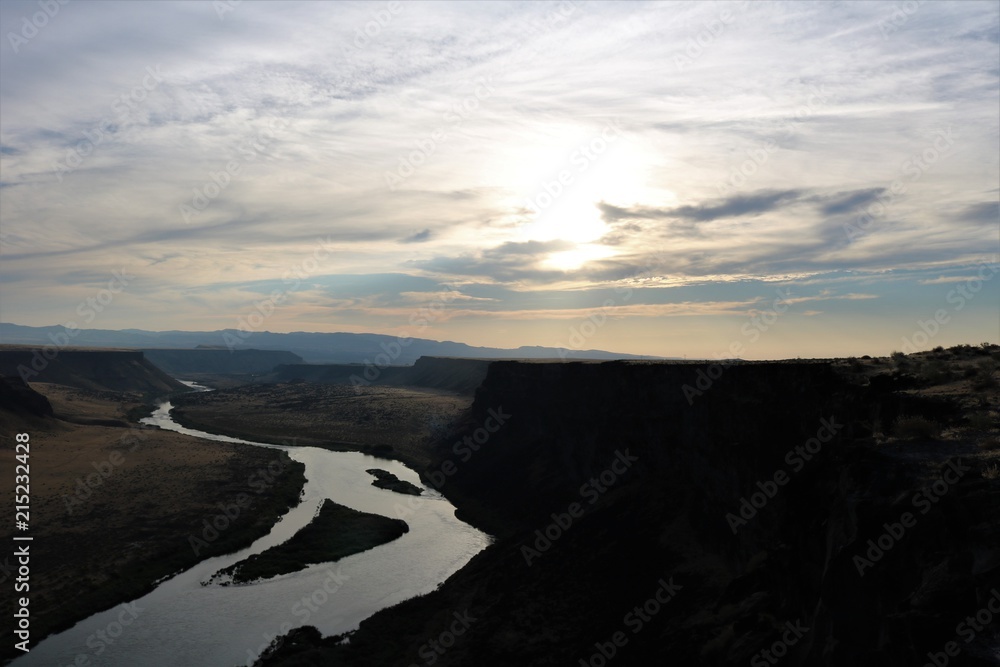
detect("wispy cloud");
top-left (0, 0), bottom-right (996, 356)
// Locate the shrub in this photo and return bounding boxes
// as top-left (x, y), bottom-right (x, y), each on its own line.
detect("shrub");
top-left (967, 412), bottom-right (997, 431)
top-left (920, 360), bottom-right (951, 385)
top-left (972, 373), bottom-right (997, 391)
top-left (894, 415), bottom-right (942, 440)
top-left (979, 438), bottom-right (1000, 452)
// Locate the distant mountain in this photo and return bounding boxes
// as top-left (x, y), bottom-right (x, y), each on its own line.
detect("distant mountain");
top-left (0, 323), bottom-right (661, 364)
top-left (143, 348), bottom-right (305, 375)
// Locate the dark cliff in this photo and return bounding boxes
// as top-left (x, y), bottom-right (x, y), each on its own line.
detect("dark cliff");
top-left (260, 359), bottom-right (1000, 667)
top-left (273, 356), bottom-right (491, 396)
top-left (0, 347), bottom-right (187, 396)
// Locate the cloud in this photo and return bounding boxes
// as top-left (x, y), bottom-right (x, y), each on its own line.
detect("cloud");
top-left (959, 201), bottom-right (999, 225)
top-left (402, 229), bottom-right (433, 243)
top-left (918, 275), bottom-right (983, 285)
top-left (667, 190), bottom-right (807, 222)
top-left (809, 188), bottom-right (887, 216)
top-left (0, 0), bottom-right (996, 354)
top-left (483, 240), bottom-right (574, 257)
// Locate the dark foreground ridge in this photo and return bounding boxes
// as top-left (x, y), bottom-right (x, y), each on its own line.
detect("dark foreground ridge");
top-left (259, 352), bottom-right (1000, 667)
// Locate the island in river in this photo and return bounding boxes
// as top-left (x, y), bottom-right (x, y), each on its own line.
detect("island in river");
top-left (208, 499), bottom-right (409, 585)
top-left (366, 468), bottom-right (423, 495)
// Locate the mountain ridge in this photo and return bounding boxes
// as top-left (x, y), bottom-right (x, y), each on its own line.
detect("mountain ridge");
top-left (0, 322), bottom-right (662, 364)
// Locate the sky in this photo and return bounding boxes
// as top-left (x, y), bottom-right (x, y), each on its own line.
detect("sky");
top-left (0, 0), bottom-right (997, 359)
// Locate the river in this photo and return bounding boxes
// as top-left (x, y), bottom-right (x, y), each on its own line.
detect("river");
top-left (13, 386), bottom-right (492, 667)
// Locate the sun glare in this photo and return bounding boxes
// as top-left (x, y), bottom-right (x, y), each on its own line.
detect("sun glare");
top-left (543, 243), bottom-right (617, 271)
top-left (512, 132), bottom-right (657, 271)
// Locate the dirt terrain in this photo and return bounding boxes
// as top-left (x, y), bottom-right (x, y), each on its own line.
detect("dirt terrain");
top-left (0, 380), bottom-right (305, 662)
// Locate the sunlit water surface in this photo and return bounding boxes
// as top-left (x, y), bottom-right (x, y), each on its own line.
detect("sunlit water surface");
top-left (14, 385), bottom-right (491, 667)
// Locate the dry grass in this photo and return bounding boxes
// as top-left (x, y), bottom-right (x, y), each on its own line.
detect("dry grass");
top-left (171, 382), bottom-right (472, 470)
top-left (893, 415), bottom-right (942, 440)
top-left (0, 384), bottom-right (305, 647)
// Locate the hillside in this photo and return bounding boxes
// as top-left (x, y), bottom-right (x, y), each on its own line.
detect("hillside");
top-left (0, 347), bottom-right (187, 396)
top-left (258, 348), bottom-right (1000, 667)
top-left (0, 377), bottom-right (305, 664)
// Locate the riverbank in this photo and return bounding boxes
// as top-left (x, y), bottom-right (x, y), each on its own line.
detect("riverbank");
top-left (0, 383), bottom-right (306, 664)
top-left (170, 382), bottom-right (471, 471)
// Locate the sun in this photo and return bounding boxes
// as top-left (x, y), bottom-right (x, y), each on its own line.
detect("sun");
top-left (510, 130), bottom-right (659, 270)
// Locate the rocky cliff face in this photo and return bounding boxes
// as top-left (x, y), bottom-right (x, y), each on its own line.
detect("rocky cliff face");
top-left (0, 348), bottom-right (187, 395)
top-left (0, 374), bottom-right (53, 418)
top-left (261, 360), bottom-right (1000, 667)
top-left (273, 356), bottom-right (491, 396)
